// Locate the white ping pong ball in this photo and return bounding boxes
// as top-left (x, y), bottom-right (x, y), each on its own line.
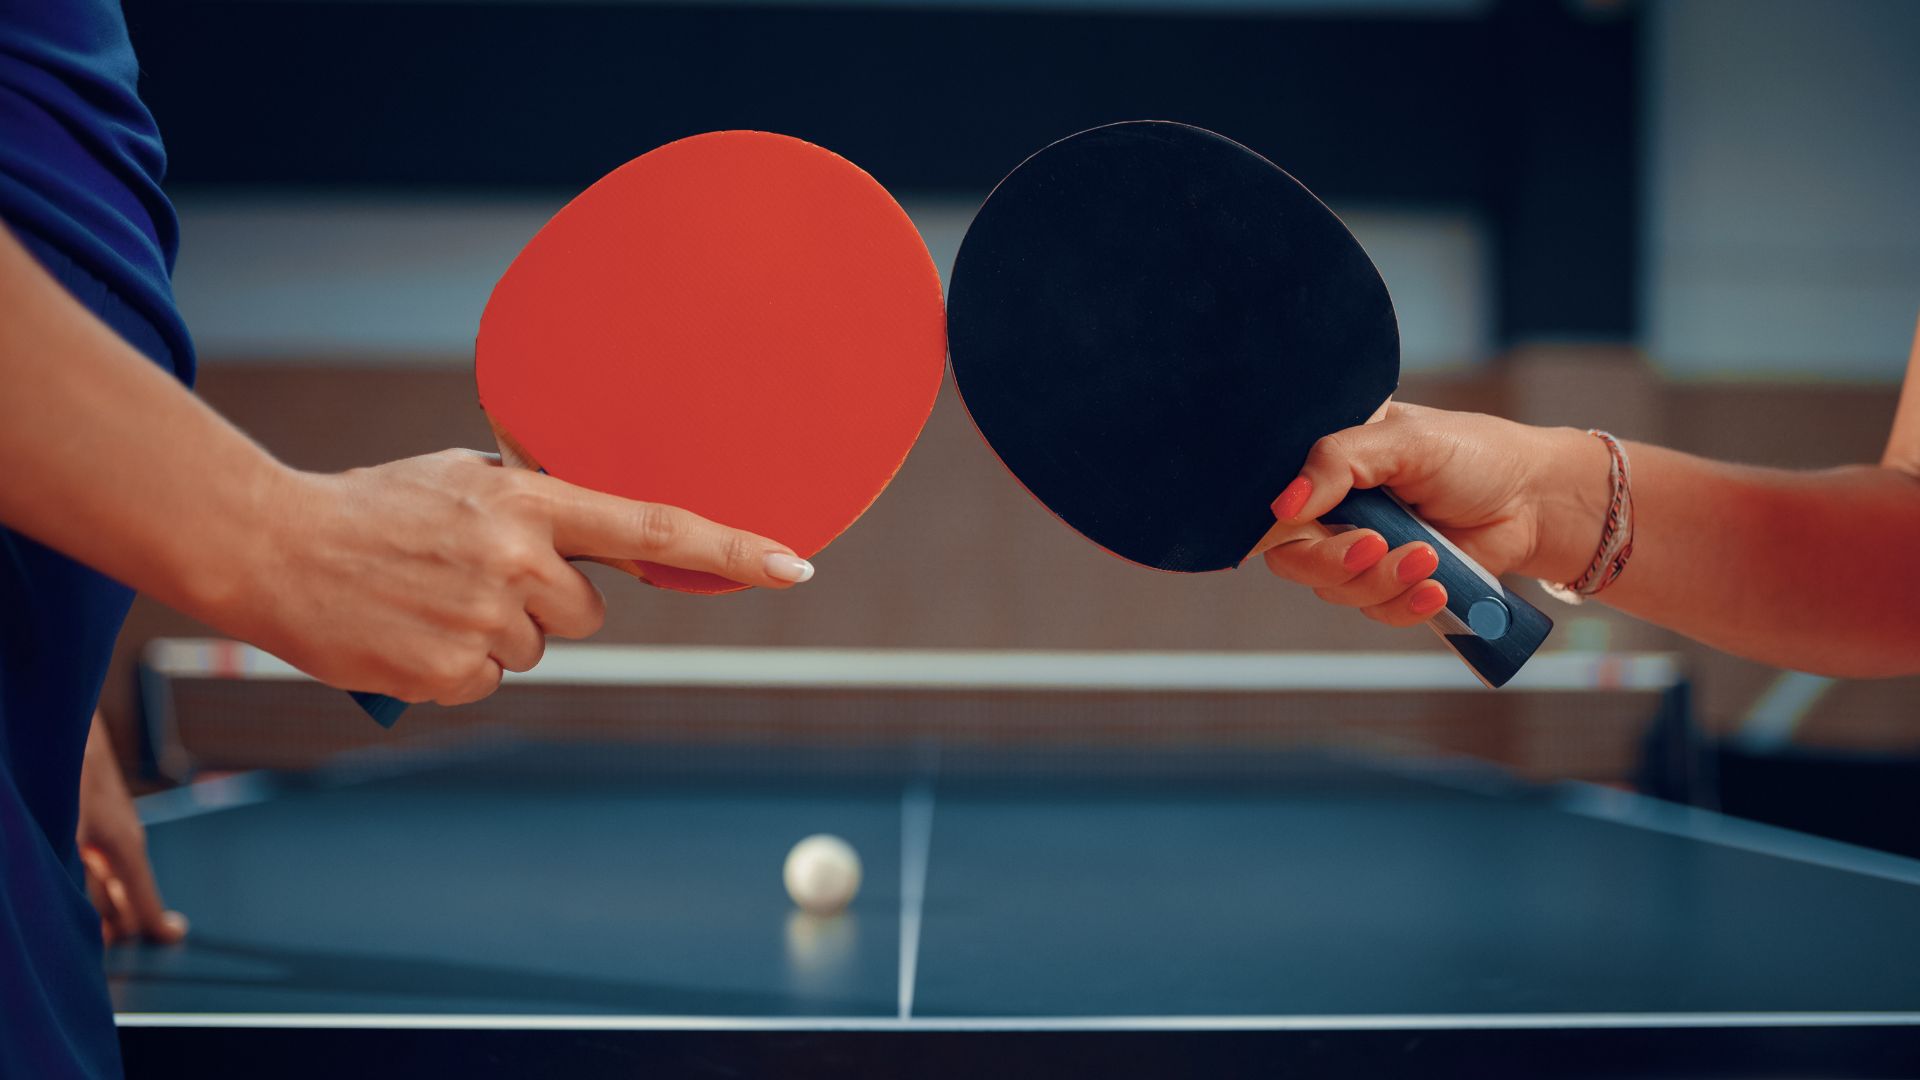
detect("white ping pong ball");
top-left (783, 834), bottom-right (862, 917)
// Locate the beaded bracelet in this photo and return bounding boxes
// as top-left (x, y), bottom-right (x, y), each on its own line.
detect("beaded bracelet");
top-left (1539, 429), bottom-right (1634, 606)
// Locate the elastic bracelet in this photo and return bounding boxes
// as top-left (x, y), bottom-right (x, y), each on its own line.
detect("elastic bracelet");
top-left (1539, 429), bottom-right (1634, 606)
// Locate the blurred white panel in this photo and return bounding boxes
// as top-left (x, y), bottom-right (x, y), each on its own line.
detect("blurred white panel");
top-left (172, 196), bottom-right (563, 362)
top-left (1344, 208), bottom-right (1490, 371)
top-left (1645, 0), bottom-right (1920, 380)
top-left (173, 195), bottom-right (1488, 369)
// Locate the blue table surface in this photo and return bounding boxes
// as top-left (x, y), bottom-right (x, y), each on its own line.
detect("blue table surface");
top-left (108, 744), bottom-right (1920, 1023)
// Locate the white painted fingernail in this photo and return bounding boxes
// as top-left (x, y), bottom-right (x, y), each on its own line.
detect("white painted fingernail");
top-left (765, 554), bottom-right (814, 583)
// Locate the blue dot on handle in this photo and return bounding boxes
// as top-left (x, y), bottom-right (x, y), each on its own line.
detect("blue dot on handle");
top-left (1468, 598), bottom-right (1512, 640)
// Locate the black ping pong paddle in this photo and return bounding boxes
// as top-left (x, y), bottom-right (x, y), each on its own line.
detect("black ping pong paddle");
top-left (946, 121), bottom-right (1551, 688)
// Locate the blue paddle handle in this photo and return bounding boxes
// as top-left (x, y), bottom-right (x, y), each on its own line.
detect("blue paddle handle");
top-left (1321, 487), bottom-right (1552, 688)
top-left (350, 690), bottom-right (408, 728)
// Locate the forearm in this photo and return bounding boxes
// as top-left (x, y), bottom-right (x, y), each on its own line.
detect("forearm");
top-left (0, 223), bottom-right (287, 618)
top-left (1525, 428), bottom-right (1920, 677)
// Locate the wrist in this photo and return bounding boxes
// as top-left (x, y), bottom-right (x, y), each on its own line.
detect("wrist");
top-left (1517, 426), bottom-right (1614, 584)
top-left (170, 458), bottom-right (314, 629)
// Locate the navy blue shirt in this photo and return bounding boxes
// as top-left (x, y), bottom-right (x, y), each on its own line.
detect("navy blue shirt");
top-left (1, 1), bottom-right (194, 1076)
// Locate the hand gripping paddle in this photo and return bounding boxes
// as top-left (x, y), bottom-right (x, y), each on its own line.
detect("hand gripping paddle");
top-left (945, 121), bottom-right (1550, 688)
top-left (352, 131), bottom-right (947, 724)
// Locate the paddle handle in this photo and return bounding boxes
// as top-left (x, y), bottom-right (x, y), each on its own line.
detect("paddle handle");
top-left (350, 690), bottom-right (408, 728)
top-left (1321, 487), bottom-right (1553, 688)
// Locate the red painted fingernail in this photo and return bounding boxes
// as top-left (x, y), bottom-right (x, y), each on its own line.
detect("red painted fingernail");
top-left (1271, 477), bottom-right (1312, 520)
top-left (1410, 582), bottom-right (1447, 615)
top-left (1343, 534), bottom-right (1388, 572)
top-left (1396, 544), bottom-right (1440, 585)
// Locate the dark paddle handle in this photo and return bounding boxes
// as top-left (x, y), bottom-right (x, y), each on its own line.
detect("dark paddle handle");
top-left (350, 691), bottom-right (408, 728)
top-left (1321, 487), bottom-right (1552, 688)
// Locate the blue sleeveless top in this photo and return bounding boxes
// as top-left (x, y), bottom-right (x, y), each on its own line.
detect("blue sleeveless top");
top-left (1, 1), bottom-right (194, 1074)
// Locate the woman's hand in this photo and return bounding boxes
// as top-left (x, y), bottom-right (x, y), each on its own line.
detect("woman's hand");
top-left (1261, 403), bottom-right (1609, 624)
top-left (201, 450), bottom-right (816, 707)
top-left (77, 713), bottom-right (187, 946)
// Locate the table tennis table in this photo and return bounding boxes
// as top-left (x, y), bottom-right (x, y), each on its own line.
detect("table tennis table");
top-left (111, 733), bottom-right (1920, 1078)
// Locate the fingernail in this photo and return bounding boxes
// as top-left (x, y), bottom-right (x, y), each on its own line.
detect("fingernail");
top-left (162, 911), bottom-right (190, 938)
top-left (765, 554), bottom-right (814, 583)
top-left (1343, 534), bottom-right (1388, 572)
top-left (1271, 477), bottom-right (1313, 521)
top-left (1410, 582), bottom-right (1447, 616)
top-left (1397, 544), bottom-right (1439, 585)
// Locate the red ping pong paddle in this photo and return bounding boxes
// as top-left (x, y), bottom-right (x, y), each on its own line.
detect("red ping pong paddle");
top-left (945, 121), bottom-right (1550, 688)
top-left (352, 131), bottom-right (947, 724)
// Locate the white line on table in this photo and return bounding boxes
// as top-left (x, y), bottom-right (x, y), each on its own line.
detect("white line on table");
top-left (898, 777), bottom-right (936, 1021)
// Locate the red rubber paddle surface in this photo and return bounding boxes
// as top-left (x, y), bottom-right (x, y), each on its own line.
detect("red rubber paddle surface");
top-left (477, 131), bottom-right (946, 593)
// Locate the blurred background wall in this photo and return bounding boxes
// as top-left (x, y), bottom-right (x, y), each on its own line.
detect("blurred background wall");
top-left (103, 0), bottom-right (1920, 753)
top-left (1646, 0), bottom-right (1920, 378)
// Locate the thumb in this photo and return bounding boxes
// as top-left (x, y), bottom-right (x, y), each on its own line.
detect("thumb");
top-left (538, 478), bottom-right (815, 588)
top-left (1272, 408), bottom-right (1434, 524)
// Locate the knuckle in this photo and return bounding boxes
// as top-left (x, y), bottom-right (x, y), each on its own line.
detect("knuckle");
top-left (720, 532), bottom-right (755, 573)
top-left (1261, 548), bottom-right (1291, 577)
top-left (1315, 549), bottom-right (1361, 586)
top-left (634, 503), bottom-right (681, 552)
top-left (458, 594), bottom-right (502, 635)
top-left (433, 448), bottom-right (497, 478)
top-left (448, 665), bottom-right (504, 705)
top-left (1388, 401), bottom-right (1430, 425)
top-left (485, 601), bottom-right (520, 638)
top-left (1262, 543), bottom-right (1315, 582)
top-left (568, 592), bottom-right (608, 638)
top-left (1305, 431), bottom-right (1347, 466)
top-left (497, 467), bottom-right (551, 511)
top-left (484, 534), bottom-right (545, 578)
top-left (425, 650), bottom-right (478, 692)
top-left (515, 637), bottom-right (548, 673)
top-left (540, 598), bottom-right (600, 641)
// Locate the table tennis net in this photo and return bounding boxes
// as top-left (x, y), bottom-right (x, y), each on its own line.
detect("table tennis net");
top-left (136, 639), bottom-right (1692, 789)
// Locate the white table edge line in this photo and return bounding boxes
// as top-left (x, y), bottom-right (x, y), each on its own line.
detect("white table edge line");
top-left (113, 1012), bottom-right (1920, 1031)
top-left (1555, 781), bottom-right (1920, 886)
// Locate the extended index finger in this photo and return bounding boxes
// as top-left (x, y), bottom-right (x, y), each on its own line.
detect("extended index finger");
top-left (539, 478), bottom-right (814, 589)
